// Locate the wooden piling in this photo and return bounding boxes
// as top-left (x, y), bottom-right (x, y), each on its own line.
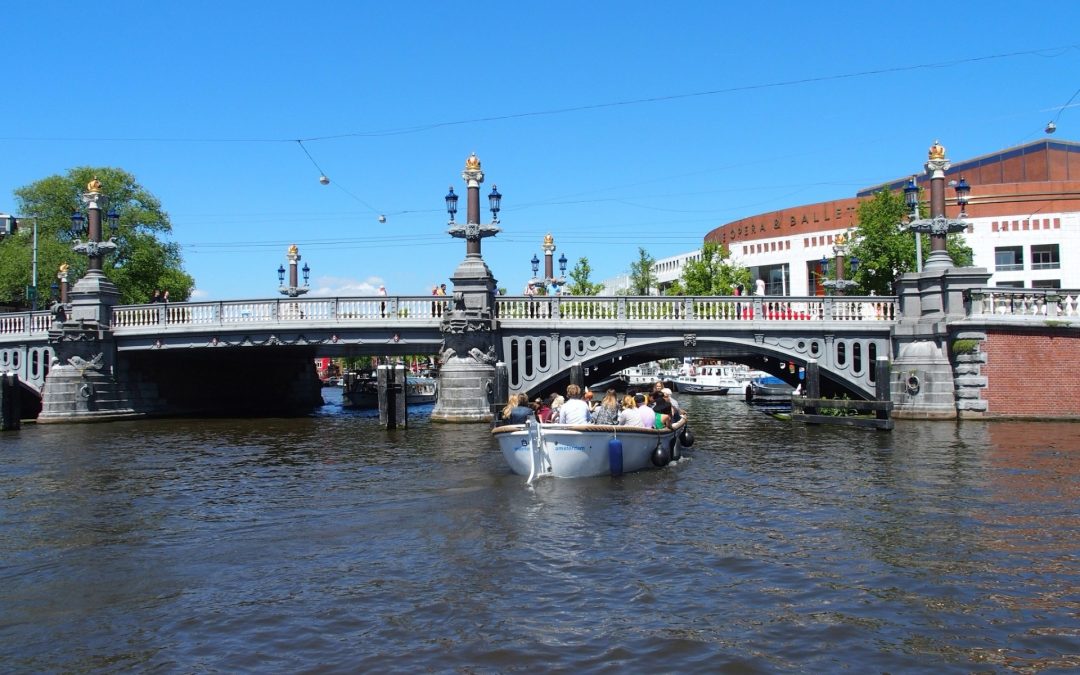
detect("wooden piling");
top-left (1, 372), bottom-right (21, 431)
top-left (378, 364), bottom-right (407, 430)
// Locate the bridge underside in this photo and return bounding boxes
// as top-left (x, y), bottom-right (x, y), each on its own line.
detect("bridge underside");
top-left (500, 327), bottom-right (892, 400)
top-left (121, 346), bottom-right (324, 417)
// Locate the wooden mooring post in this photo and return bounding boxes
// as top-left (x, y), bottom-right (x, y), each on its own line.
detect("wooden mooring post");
top-left (1, 372), bottom-right (21, 431)
top-left (791, 357), bottom-right (894, 430)
top-left (378, 363), bottom-right (407, 430)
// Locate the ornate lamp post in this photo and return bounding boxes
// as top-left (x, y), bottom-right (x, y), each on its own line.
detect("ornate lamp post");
top-left (432, 153), bottom-right (504, 424)
top-left (820, 234), bottom-right (860, 295)
top-left (906, 141), bottom-right (969, 271)
top-left (70, 178), bottom-right (120, 279)
top-left (277, 244), bottom-right (310, 297)
top-left (529, 234), bottom-right (569, 294)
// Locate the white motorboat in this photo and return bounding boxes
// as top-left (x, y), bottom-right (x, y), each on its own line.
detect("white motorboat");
top-left (674, 363), bottom-right (766, 396)
top-left (493, 418), bottom-right (687, 482)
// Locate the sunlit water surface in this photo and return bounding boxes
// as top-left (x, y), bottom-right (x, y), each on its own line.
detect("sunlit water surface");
top-left (1, 389), bottom-right (1077, 673)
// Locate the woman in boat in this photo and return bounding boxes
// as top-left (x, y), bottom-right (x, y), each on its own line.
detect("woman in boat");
top-left (617, 394), bottom-right (640, 426)
top-left (537, 393), bottom-right (556, 423)
top-left (652, 398), bottom-right (674, 429)
top-left (501, 393), bottom-right (535, 424)
top-left (591, 389), bottom-right (620, 425)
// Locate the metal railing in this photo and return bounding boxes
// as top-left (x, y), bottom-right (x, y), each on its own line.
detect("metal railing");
top-left (965, 288), bottom-right (1079, 318)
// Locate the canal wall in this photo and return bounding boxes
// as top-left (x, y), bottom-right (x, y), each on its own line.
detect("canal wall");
top-left (977, 327), bottom-right (1080, 419)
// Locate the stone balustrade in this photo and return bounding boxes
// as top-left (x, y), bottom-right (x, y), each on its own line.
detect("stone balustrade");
top-left (964, 288), bottom-right (1079, 319)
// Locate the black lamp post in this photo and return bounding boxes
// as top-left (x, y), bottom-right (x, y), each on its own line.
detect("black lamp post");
top-left (954, 176), bottom-right (970, 217)
top-left (489, 185), bottom-right (501, 223)
top-left (445, 187), bottom-right (458, 223)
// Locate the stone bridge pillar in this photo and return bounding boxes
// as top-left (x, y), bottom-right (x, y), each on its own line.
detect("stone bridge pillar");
top-left (892, 141), bottom-right (990, 419)
top-left (38, 179), bottom-right (137, 423)
top-left (432, 153), bottom-right (502, 423)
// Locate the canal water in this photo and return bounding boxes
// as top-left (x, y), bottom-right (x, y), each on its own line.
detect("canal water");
top-left (1, 390), bottom-right (1077, 673)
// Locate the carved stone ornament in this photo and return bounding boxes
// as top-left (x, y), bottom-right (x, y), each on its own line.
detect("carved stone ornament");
top-left (683, 333), bottom-right (697, 347)
top-left (72, 239), bottom-right (118, 258)
top-left (68, 352), bottom-right (104, 374)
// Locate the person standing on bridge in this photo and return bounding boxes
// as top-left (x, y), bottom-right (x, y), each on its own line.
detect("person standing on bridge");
top-left (378, 285), bottom-right (387, 317)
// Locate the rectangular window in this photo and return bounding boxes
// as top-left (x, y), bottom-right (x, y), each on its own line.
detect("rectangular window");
top-left (1031, 244), bottom-right (1060, 270)
top-left (1032, 279), bottom-right (1061, 289)
top-left (995, 246), bottom-right (1023, 271)
top-left (995, 281), bottom-right (1025, 288)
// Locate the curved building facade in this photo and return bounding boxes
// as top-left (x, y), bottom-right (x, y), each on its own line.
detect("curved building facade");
top-left (702, 140), bottom-right (1080, 295)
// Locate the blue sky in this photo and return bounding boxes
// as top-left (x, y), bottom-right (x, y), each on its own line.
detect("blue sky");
top-left (4, 1), bottom-right (1078, 300)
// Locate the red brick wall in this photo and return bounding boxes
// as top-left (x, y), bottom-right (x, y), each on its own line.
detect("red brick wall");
top-left (982, 329), bottom-right (1080, 417)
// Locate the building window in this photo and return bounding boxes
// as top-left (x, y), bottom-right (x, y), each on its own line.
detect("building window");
top-left (1031, 244), bottom-right (1060, 270)
top-left (995, 246), bottom-right (1023, 271)
top-left (1032, 279), bottom-right (1061, 289)
top-left (995, 281), bottom-right (1025, 288)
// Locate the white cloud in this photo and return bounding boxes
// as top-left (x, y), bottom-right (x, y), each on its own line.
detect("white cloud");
top-left (189, 288), bottom-right (210, 300)
top-left (309, 275), bottom-right (384, 297)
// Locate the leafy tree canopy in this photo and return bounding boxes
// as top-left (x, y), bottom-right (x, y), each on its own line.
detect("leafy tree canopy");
top-left (566, 256), bottom-right (603, 296)
top-left (1, 166), bottom-right (194, 307)
top-left (847, 188), bottom-right (974, 296)
top-left (628, 247), bottom-right (656, 295)
top-left (677, 241), bottom-right (752, 295)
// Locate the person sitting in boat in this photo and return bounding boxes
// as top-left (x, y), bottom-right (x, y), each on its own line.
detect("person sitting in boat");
top-left (501, 393), bottom-right (535, 425)
top-left (635, 393), bottom-right (656, 428)
top-left (557, 384), bottom-right (591, 424)
top-left (652, 399), bottom-right (674, 429)
top-left (618, 394), bottom-right (644, 427)
top-left (549, 394), bottom-right (565, 421)
top-left (662, 387), bottom-right (682, 423)
top-left (591, 389), bottom-right (620, 425)
top-left (537, 393), bottom-right (556, 423)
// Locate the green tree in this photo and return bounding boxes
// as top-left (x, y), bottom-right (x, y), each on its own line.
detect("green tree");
top-left (1, 166), bottom-right (194, 307)
top-left (566, 256), bottom-right (603, 296)
top-left (628, 247), bottom-right (656, 295)
top-left (678, 242), bottom-right (752, 295)
top-left (847, 188), bottom-right (974, 296)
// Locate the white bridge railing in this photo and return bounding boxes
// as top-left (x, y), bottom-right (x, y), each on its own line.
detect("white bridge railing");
top-left (0, 294), bottom-right (900, 342)
top-left (0, 310), bottom-right (53, 338)
top-left (964, 288), bottom-right (1079, 319)
top-left (496, 295), bottom-right (898, 322)
top-left (111, 296), bottom-right (451, 330)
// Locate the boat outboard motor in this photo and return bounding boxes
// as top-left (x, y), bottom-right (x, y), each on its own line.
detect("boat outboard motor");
top-left (651, 440), bottom-right (671, 467)
top-left (608, 437), bottom-right (624, 476)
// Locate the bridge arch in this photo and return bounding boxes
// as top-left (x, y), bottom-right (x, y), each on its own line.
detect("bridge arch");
top-left (501, 330), bottom-right (891, 400)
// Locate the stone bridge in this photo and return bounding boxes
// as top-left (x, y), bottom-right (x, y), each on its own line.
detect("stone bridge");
top-left (1, 294), bottom-right (896, 396)
top-left (2, 287), bottom-right (1078, 422)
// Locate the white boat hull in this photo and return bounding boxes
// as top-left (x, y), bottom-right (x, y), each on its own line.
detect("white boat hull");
top-left (493, 420), bottom-right (686, 480)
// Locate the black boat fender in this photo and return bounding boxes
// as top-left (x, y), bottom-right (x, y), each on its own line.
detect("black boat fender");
top-left (651, 440), bottom-right (671, 467)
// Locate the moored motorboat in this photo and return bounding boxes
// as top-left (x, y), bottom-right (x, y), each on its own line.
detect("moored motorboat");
top-left (341, 372), bottom-right (438, 408)
top-left (493, 417), bottom-right (688, 482)
top-left (745, 376), bottom-right (795, 404)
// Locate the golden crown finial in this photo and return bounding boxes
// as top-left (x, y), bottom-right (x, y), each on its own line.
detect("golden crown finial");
top-left (287, 243), bottom-right (298, 256)
top-left (465, 153), bottom-right (481, 171)
top-left (86, 176), bottom-right (102, 192)
top-left (928, 140), bottom-right (946, 160)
